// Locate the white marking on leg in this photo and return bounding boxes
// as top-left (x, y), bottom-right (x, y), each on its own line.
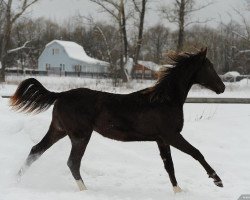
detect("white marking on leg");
top-left (17, 164), bottom-right (28, 178)
top-left (173, 185), bottom-right (182, 193)
top-left (17, 166), bottom-right (27, 182)
top-left (76, 180), bottom-right (87, 191)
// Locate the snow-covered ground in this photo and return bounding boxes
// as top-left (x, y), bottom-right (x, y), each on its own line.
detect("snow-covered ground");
top-left (0, 76), bottom-right (250, 200)
top-left (2, 75), bottom-right (250, 97)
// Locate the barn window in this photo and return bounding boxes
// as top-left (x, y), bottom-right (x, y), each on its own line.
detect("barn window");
top-left (52, 49), bottom-right (59, 55)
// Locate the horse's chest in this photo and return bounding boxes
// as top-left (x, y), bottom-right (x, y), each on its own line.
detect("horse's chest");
top-left (158, 108), bottom-right (184, 132)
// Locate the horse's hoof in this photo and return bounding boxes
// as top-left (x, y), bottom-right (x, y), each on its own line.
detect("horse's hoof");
top-left (214, 180), bottom-right (223, 187)
top-left (173, 185), bottom-right (182, 193)
top-left (76, 180), bottom-right (87, 191)
top-left (209, 172), bottom-right (223, 188)
top-left (16, 169), bottom-right (24, 183)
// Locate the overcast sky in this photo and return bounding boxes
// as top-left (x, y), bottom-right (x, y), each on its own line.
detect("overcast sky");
top-left (26, 0), bottom-right (249, 30)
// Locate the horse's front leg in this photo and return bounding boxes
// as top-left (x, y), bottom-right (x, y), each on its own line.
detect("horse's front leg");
top-left (157, 140), bottom-right (182, 193)
top-left (169, 133), bottom-right (223, 187)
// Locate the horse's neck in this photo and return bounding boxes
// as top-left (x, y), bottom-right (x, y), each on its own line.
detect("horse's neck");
top-left (163, 66), bottom-right (195, 106)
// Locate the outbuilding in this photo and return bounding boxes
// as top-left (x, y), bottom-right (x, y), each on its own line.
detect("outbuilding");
top-left (38, 40), bottom-right (109, 75)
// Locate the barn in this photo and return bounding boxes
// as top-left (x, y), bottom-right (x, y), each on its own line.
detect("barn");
top-left (38, 40), bottom-right (109, 75)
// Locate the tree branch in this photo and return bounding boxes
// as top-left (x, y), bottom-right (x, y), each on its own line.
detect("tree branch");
top-left (185, 18), bottom-right (213, 27)
top-left (232, 7), bottom-right (250, 39)
top-left (232, 31), bottom-right (250, 42)
top-left (132, 0), bottom-right (141, 13)
top-left (90, 0), bottom-right (119, 21)
top-left (11, 0), bottom-right (40, 24)
top-left (185, 1), bottom-right (213, 13)
top-left (7, 40), bottom-right (31, 53)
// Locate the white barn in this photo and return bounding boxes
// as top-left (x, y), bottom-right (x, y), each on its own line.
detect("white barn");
top-left (38, 40), bottom-right (109, 75)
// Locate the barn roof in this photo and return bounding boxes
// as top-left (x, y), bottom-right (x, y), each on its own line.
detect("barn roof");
top-left (46, 40), bottom-right (109, 66)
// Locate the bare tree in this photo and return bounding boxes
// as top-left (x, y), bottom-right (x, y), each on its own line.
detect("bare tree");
top-left (0, 0), bottom-right (40, 82)
top-left (160, 0), bottom-right (213, 52)
top-left (232, 7), bottom-right (250, 42)
top-left (0, 1), bottom-right (5, 31)
top-left (143, 24), bottom-right (170, 64)
top-left (90, 0), bottom-right (129, 82)
top-left (132, 0), bottom-right (148, 65)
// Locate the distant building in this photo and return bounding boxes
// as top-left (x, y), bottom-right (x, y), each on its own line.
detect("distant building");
top-left (121, 58), bottom-right (162, 79)
top-left (38, 40), bottom-right (109, 75)
top-left (133, 61), bottom-right (162, 79)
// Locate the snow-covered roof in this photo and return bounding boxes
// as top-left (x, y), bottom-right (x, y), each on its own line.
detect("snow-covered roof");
top-left (138, 60), bottom-right (161, 72)
top-left (46, 40), bottom-right (109, 66)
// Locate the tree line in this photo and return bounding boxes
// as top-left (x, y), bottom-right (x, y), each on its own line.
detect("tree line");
top-left (0, 0), bottom-right (250, 82)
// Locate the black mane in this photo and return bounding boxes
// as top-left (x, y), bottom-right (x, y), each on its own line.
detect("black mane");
top-left (146, 50), bottom-right (204, 104)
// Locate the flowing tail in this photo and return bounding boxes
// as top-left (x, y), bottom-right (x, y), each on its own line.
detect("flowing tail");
top-left (10, 78), bottom-right (59, 113)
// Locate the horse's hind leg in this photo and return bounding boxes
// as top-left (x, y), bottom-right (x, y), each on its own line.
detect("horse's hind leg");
top-left (169, 134), bottom-right (223, 187)
top-left (67, 131), bottom-right (92, 191)
top-left (157, 141), bottom-right (182, 193)
top-left (18, 123), bottom-right (66, 177)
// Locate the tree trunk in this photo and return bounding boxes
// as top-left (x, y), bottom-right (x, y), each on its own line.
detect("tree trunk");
top-left (177, 0), bottom-right (185, 52)
top-left (119, 0), bottom-right (129, 82)
top-left (120, 0), bottom-right (128, 60)
top-left (0, 0), bottom-right (13, 82)
top-left (134, 0), bottom-right (146, 65)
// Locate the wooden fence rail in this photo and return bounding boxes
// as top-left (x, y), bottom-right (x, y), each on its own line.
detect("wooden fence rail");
top-left (1, 96), bottom-right (250, 104)
top-left (186, 98), bottom-right (250, 104)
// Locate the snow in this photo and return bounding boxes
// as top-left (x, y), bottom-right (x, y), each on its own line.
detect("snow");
top-left (47, 40), bottom-right (109, 66)
top-left (123, 57), bottom-right (134, 76)
top-left (0, 77), bottom-right (250, 200)
top-left (223, 71), bottom-right (240, 77)
top-left (238, 50), bottom-right (250, 54)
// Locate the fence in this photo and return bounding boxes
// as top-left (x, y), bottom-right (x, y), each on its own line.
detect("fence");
top-left (5, 68), bottom-right (250, 82)
top-left (5, 69), bottom-right (110, 78)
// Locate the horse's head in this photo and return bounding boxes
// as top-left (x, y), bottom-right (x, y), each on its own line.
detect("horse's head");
top-left (194, 48), bottom-right (225, 94)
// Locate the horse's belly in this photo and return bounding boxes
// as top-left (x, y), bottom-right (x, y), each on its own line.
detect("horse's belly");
top-left (94, 124), bottom-right (154, 142)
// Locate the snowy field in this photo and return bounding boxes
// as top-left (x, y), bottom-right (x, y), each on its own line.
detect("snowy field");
top-left (0, 76), bottom-right (250, 200)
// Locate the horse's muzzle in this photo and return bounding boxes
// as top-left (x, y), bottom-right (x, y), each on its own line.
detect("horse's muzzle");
top-left (216, 83), bottom-right (225, 94)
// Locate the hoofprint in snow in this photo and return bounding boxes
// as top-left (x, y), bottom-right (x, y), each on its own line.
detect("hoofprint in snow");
top-left (0, 79), bottom-right (250, 200)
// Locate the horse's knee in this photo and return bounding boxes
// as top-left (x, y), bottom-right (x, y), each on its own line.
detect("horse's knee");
top-left (67, 159), bottom-right (73, 169)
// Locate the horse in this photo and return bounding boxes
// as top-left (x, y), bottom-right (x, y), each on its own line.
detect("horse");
top-left (10, 48), bottom-right (225, 193)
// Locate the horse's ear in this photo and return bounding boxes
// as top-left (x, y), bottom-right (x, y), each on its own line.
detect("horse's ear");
top-left (199, 47), bottom-right (207, 61)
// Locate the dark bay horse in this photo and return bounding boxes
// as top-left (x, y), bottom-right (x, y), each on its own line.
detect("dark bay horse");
top-left (11, 48), bottom-right (225, 193)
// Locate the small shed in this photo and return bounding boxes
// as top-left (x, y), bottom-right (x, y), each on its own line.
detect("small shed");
top-left (38, 40), bottom-right (109, 75)
top-left (133, 61), bottom-right (162, 79)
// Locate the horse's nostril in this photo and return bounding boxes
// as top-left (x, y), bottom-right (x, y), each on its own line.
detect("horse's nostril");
top-left (217, 84), bottom-right (225, 94)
